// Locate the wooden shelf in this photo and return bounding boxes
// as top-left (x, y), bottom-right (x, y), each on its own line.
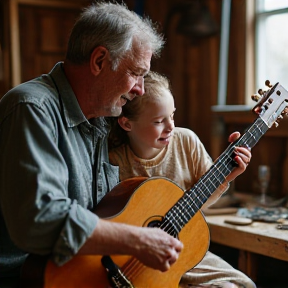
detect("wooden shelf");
top-left (212, 106), bottom-right (288, 137)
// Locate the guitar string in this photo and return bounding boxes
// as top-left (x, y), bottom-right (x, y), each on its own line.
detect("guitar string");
top-left (118, 144), bottom-right (238, 281)
top-left (122, 257), bottom-right (145, 280)
top-left (182, 120), bottom-right (264, 229)
top-left (118, 118), bottom-right (268, 283)
top-left (159, 118), bottom-right (267, 236)
top-left (191, 118), bottom-right (266, 213)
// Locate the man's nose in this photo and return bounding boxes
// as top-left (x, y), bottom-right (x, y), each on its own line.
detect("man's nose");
top-left (131, 77), bottom-right (145, 96)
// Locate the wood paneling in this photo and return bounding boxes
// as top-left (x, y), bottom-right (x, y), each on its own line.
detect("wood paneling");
top-left (144, 0), bottom-right (223, 151)
top-left (3, 0), bottom-right (238, 152)
top-left (0, 0), bottom-right (11, 96)
top-left (227, 0), bottom-right (247, 105)
top-left (4, 0), bottom-right (90, 87)
top-left (3, 0), bottom-right (288, 199)
top-left (18, 3), bottom-right (88, 83)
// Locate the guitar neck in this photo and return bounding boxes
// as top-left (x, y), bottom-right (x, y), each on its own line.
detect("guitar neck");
top-left (164, 117), bottom-right (269, 234)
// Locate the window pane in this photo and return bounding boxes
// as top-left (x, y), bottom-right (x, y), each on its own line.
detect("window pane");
top-left (258, 0), bottom-right (288, 12)
top-left (256, 13), bottom-right (288, 90)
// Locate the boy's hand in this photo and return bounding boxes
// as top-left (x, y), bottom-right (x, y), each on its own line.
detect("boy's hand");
top-left (226, 131), bottom-right (252, 182)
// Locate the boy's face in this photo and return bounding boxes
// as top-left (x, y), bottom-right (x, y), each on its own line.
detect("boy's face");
top-left (126, 89), bottom-right (175, 159)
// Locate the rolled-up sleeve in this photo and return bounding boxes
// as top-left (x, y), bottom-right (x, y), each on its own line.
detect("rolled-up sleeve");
top-left (0, 99), bottom-right (98, 266)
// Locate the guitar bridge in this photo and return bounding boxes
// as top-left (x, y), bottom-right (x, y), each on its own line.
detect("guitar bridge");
top-left (101, 255), bottom-right (134, 288)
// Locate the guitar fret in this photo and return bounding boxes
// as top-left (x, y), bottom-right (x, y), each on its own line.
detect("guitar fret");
top-left (181, 195), bottom-right (195, 217)
top-left (169, 205), bottom-right (186, 232)
top-left (176, 201), bottom-right (190, 223)
top-left (165, 201), bottom-right (190, 232)
top-left (165, 117), bottom-right (270, 231)
top-left (183, 193), bottom-right (198, 216)
top-left (22, 84), bottom-right (288, 288)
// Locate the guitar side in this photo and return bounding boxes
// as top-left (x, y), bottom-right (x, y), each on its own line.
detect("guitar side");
top-left (20, 82), bottom-right (288, 288)
top-left (22, 178), bottom-right (210, 288)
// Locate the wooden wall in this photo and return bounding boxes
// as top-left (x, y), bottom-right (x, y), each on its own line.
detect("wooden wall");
top-left (2, 0), bottom-right (288, 199)
top-left (140, 0), bottom-right (288, 199)
top-left (1, 0), bottom-right (246, 152)
top-left (0, 0), bottom-right (10, 97)
top-left (18, 5), bottom-right (83, 83)
top-left (129, 0), bottom-right (248, 154)
top-left (143, 0), bottom-right (224, 150)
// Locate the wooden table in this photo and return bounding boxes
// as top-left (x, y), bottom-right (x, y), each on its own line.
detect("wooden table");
top-left (205, 214), bottom-right (288, 281)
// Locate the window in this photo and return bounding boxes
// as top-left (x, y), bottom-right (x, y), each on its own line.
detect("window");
top-left (255, 0), bottom-right (288, 91)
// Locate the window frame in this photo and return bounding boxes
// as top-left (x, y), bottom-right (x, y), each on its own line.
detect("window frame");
top-left (254, 1), bottom-right (288, 97)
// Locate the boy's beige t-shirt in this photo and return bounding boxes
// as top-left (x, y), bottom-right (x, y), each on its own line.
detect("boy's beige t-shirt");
top-left (109, 127), bottom-right (228, 208)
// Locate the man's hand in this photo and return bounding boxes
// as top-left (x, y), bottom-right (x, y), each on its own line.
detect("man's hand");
top-left (79, 219), bottom-right (183, 272)
top-left (133, 227), bottom-right (183, 272)
top-left (226, 131), bottom-right (252, 182)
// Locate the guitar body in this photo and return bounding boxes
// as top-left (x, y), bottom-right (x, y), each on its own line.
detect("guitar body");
top-left (25, 177), bottom-right (210, 288)
top-left (20, 82), bottom-right (288, 288)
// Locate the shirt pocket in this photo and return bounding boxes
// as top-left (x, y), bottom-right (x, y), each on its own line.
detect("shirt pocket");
top-left (103, 162), bottom-right (119, 190)
top-left (97, 162), bottom-right (119, 203)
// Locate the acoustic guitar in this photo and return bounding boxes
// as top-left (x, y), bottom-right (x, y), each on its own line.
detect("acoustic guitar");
top-left (21, 81), bottom-right (288, 288)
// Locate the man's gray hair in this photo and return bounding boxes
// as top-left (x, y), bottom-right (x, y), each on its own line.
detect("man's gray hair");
top-left (66, 1), bottom-right (165, 69)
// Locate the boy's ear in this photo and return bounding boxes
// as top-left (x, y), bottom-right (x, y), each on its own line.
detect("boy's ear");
top-left (90, 46), bottom-right (109, 75)
top-left (118, 117), bottom-right (132, 131)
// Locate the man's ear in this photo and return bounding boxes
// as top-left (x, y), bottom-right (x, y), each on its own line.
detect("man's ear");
top-left (90, 46), bottom-right (109, 75)
top-left (118, 117), bottom-right (132, 131)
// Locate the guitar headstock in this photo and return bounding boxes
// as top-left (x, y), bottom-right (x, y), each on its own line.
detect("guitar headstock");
top-left (251, 80), bottom-right (288, 128)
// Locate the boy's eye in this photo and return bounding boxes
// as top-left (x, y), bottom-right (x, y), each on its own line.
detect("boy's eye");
top-left (154, 120), bottom-right (163, 124)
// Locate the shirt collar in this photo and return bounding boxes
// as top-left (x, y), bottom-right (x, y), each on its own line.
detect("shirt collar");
top-left (49, 62), bottom-right (110, 134)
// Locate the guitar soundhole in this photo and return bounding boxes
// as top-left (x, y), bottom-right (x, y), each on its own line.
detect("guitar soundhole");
top-left (147, 220), bottom-right (161, 228)
top-left (148, 218), bottom-right (179, 238)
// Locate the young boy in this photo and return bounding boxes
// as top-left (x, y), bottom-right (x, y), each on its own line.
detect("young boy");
top-left (108, 71), bottom-right (255, 288)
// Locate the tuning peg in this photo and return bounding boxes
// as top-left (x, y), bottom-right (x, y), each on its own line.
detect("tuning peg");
top-left (278, 115), bottom-right (284, 120)
top-left (265, 80), bottom-right (273, 88)
top-left (282, 108), bottom-right (288, 115)
top-left (274, 122), bottom-right (279, 128)
top-left (251, 94), bottom-right (261, 102)
top-left (258, 89), bottom-right (265, 95)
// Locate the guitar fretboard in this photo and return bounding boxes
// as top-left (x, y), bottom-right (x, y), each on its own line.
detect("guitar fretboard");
top-left (161, 117), bottom-right (269, 236)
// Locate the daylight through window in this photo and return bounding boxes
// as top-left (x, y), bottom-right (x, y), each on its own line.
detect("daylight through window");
top-left (256, 0), bottom-right (288, 91)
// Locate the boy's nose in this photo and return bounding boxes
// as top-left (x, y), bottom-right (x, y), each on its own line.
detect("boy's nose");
top-left (166, 119), bottom-right (175, 131)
